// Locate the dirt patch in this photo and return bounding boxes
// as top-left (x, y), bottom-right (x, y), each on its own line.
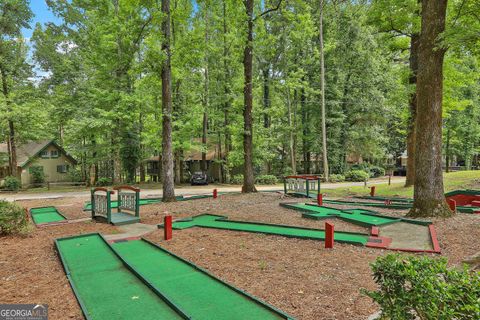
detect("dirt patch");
top-left (1, 192), bottom-right (478, 320)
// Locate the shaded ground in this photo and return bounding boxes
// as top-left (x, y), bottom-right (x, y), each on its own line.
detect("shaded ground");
top-left (0, 192), bottom-right (479, 320)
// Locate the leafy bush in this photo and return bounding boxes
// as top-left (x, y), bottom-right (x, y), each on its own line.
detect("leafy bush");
top-left (67, 168), bottom-right (85, 183)
top-left (4, 176), bottom-right (21, 191)
top-left (96, 177), bottom-right (112, 186)
top-left (369, 166), bottom-right (386, 178)
top-left (364, 254), bottom-right (480, 320)
top-left (230, 174), bottom-right (243, 185)
top-left (329, 174), bottom-right (345, 182)
top-left (255, 175), bottom-right (278, 185)
top-left (29, 166), bottom-right (45, 184)
top-left (345, 170), bottom-right (369, 182)
top-left (0, 201), bottom-right (29, 235)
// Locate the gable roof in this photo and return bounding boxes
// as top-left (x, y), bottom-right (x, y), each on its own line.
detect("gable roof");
top-left (0, 140), bottom-right (77, 167)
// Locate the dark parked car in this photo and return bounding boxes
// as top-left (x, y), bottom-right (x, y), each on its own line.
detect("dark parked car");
top-left (191, 172), bottom-right (208, 185)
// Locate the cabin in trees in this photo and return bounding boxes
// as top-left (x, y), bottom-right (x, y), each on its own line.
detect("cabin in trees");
top-left (146, 144), bottom-right (224, 183)
top-left (0, 140), bottom-right (77, 187)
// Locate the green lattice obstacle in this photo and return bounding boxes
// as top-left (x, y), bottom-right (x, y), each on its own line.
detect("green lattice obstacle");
top-left (56, 233), bottom-right (293, 320)
top-left (283, 175), bottom-right (321, 198)
top-left (91, 186), bottom-right (140, 225)
top-left (29, 206), bottom-right (67, 225)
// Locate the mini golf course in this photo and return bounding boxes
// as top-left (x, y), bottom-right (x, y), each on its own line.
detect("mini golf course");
top-left (168, 214), bottom-right (370, 245)
top-left (322, 198), bottom-right (479, 213)
top-left (56, 233), bottom-right (292, 320)
top-left (286, 189), bottom-right (480, 213)
top-left (281, 203), bottom-right (402, 227)
top-left (30, 206), bottom-right (67, 225)
top-left (281, 203), bottom-right (440, 253)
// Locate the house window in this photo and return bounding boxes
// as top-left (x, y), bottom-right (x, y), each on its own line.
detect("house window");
top-left (57, 165), bottom-right (70, 173)
top-left (40, 150), bottom-right (49, 158)
top-left (50, 150), bottom-right (59, 158)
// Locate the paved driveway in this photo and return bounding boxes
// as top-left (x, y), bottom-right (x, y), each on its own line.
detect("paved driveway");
top-left (0, 177), bottom-right (405, 202)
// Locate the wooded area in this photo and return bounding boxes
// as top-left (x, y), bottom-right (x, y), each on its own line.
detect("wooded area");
top-left (1, 0), bottom-right (479, 214)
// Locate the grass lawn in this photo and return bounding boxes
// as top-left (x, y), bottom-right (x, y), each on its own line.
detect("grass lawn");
top-left (322, 170), bottom-right (480, 198)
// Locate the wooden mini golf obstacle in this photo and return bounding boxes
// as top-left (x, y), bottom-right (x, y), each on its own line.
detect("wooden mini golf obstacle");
top-left (91, 186), bottom-right (140, 225)
top-left (284, 175), bottom-right (321, 198)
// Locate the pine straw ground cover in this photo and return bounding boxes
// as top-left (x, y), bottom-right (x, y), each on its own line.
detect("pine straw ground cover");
top-left (0, 192), bottom-right (478, 320)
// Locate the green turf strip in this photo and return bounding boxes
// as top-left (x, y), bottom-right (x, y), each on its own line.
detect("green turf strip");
top-left (284, 203), bottom-right (398, 227)
top-left (322, 199), bottom-right (478, 213)
top-left (56, 234), bottom-right (183, 320)
top-left (30, 207), bottom-right (66, 224)
top-left (171, 214), bottom-right (369, 245)
top-left (112, 239), bottom-right (290, 320)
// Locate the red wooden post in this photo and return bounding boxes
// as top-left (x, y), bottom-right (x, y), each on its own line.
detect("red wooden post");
top-left (448, 199), bottom-right (456, 213)
top-left (370, 186), bottom-right (376, 197)
top-left (213, 188), bottom-right (218, 199)
top-left (325, 222), bottom-right (334, 249)
top-left (317, 193), bottom-right (323, 206)
top-left (164, 215), bottom-right (172, 240)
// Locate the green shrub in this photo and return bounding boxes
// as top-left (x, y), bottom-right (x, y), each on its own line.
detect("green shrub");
top-left (364, 254), bottom-right (480, 320)
top-left (4, 176), bottom-right (21, 191)
top-left (96, 177), bottom-right (112, 186)
top-left (29, 166), bottom-right (45, 184)
top-left (230, 174), bottom-right (243, 185)
top-left (255, 175), bottom-right (278, 185)
top-left (369, 166), bottom-right (386, 178)
top-left (329, 174), bottom-right (345, 182)
top-left (345, 170), bottom-right (369, 182)
top-left (67, 168), bottom-right (85, 183)
top-left (0, 201), bottom-right (29, 235)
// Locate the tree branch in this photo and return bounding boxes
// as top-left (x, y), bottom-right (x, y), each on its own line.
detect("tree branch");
top-left (254, 0), bottom-right (283, 21)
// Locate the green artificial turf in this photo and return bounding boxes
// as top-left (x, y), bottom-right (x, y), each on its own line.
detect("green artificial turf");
top-left (171, 214), bottom-right (369, 245)
top-left (56, 234), bottom-right (183, 320)
top-left (285, 203), bottom-right (399, 227)
top-left (30, 207), bottom-right (66, 224)
top-left (321, 199), bottom-right (478, 213)
top-left (112, 239), bottom-right (290, 320)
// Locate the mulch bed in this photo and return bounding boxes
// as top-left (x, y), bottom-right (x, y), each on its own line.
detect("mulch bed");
top-left (0, 192), bottom-right (478, 320)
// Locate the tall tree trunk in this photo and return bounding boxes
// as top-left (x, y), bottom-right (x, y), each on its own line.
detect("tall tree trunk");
top-left (201, 2), bottom-right (209, 173)
top-left (405, 33), bottom-right (420, 187)
top-left (319, 0), bottom-right (329, 181)
top-left (222, 0), bottom-right (231, 183)
top-left (263, 68), bottom-right (270, 128)
top-left (301, 87), bottom-right (310, 174)
top-left (1, 67), bottom-right (17, 177)
top-left (408, 0), bottom-right (450, 218)
top-left (161, 0), bottom-right (176, 201)
top-left (242, 0), bottom-right (256, 192)
top-left (286, 88), bottom-right (297, 174)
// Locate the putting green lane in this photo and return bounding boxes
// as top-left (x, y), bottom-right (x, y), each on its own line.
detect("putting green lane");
top-left (56, 234), bottom-right (184, 320)
top-left (172, 214), bottom-right (369, 245)
top-left (112, 240), bottom-right (290, 320)
top-left (286, 203), bottom-right (398, 226)
top-left (30, 207), bottom-right (66, 224)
